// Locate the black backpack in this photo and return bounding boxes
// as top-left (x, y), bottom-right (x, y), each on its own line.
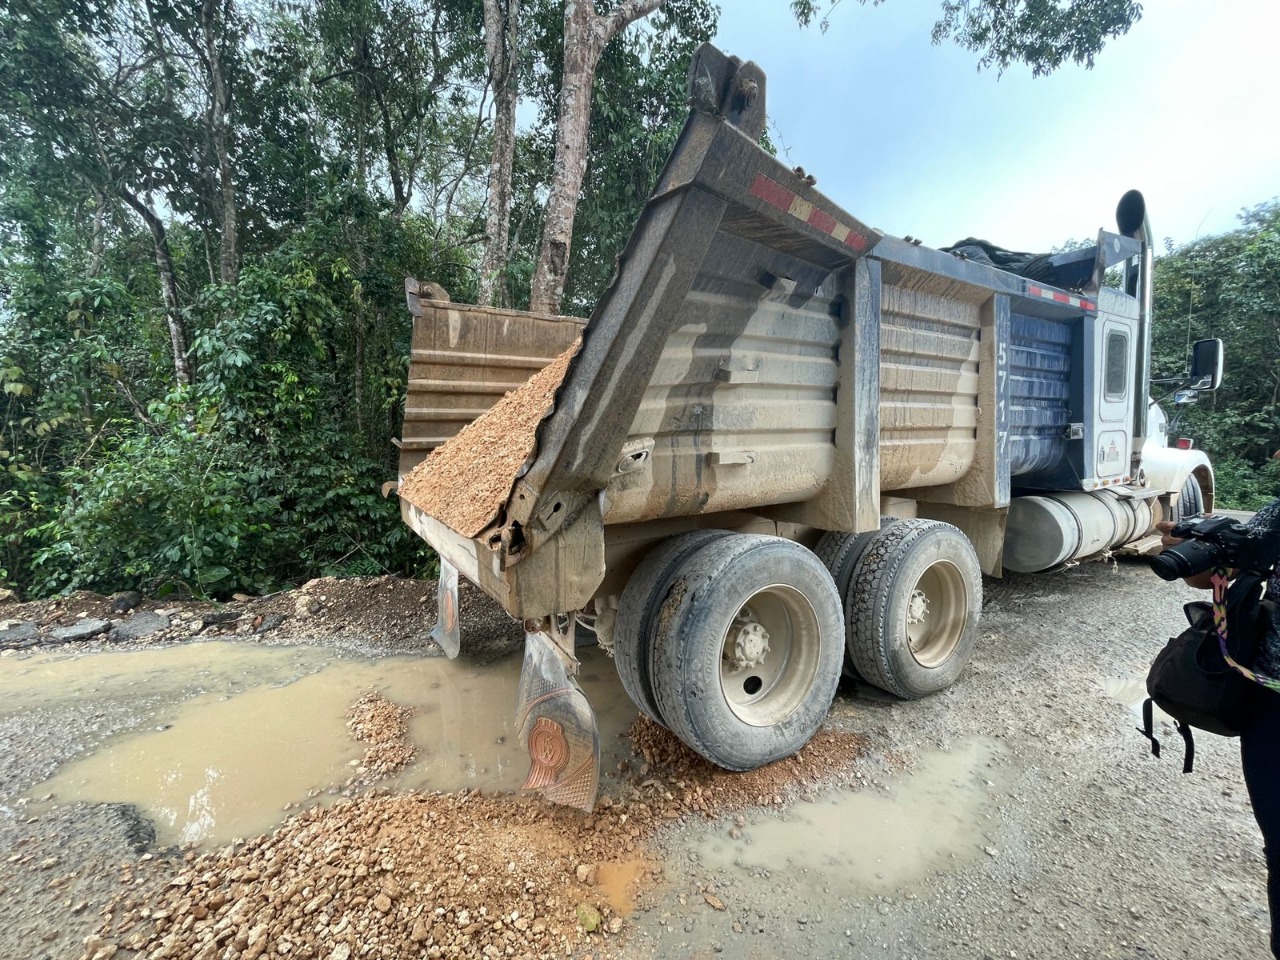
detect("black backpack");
top-left (1139, 570), bottom-right (1275, 772)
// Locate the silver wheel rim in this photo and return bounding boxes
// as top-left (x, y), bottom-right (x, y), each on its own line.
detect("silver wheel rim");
top-left (719, 584), bottom-right (822, 727)
top-left (905, 559), bottom-right (968, 668)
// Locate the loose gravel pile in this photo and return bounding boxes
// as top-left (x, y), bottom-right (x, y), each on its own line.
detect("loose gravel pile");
top-left (398, 342), bottom-right (579, 539)
top-left (83, 791), bottom-right (637, 960)
top-left (346, 693), bottom-right (416, 786)
top-left (79, 720), bottom-right (871, 960)
top-left (627, 719), bottom-right (873, 812)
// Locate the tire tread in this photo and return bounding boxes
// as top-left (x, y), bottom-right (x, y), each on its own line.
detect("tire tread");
top-left (648, 535), bottom-right (844, 770)
top-left (613, 530), bottom-right (731, 725)
top-left (846, 519), bottom-right (981, 700)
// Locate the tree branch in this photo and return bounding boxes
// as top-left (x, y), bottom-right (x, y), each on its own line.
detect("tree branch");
top-left (602, 0), bottom-right (664, 43)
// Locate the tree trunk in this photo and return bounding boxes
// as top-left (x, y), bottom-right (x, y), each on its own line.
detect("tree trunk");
top-left (477, 0), bottom-right (521, 308)
top-left (203, 0), bottom-right (238, 285)
top-left (373, 83), bottom-right (410, 216)
top-left (528, 0), bottom-right (662, 315)
top-left (354, 313), bottom-right (366, 437)
top-left (87, 190), bottom-right (107, 279)
top-left (122, 191), bottom-right (192, 388)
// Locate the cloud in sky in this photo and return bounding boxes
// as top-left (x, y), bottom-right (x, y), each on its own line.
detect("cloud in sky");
top-left (712, 0), bottom-right (1280, 252)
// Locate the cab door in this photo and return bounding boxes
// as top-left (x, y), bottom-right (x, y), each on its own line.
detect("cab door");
top-left (1094, 318), bottom-right (1133, 480)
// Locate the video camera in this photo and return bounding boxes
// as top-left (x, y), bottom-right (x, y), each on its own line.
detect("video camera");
top-left (1150, 513), bottom-right (1280, 582)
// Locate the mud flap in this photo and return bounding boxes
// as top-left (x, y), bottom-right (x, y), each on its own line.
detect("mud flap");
top-left (429, 558), bottom-right (460, 659)
top-left (514, 630), bottom-right (600, 811)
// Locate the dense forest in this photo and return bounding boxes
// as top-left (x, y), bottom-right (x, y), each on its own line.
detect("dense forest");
top-left (0, 0), bottom-right (1274, 600)
top-left (1150, 201), bottom-right (1280, 509)
top-left (0, 0), bottom-right (720, 599)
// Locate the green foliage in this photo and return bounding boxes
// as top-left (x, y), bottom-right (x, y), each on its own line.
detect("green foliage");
top-left (2, 179), bottom-right (466, 596)
top-left (1207, 456), bottom-right (1280, 513)
top-left (306, 0), bottom-right (486, 215)
top-left (0, 0), bottom-right (711, 599)
top-left (0, 0), bottom-right (511, 598)
top-left (790, 0), bottom-right (1142, 76)
top-left (1152, 200), bottom-right (1280, 510)
top-left (32, 419), bottom-right (286, 596)
top-left (932, 0), bottom-right (1141, 76)
top-left (23, 411), bottom-right (428, 598)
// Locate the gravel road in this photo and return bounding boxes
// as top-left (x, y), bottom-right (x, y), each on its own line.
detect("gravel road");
top-left (627, 560), bottom-right (1270, 960)
top-left (0, 559), bottom-right (1270, 960)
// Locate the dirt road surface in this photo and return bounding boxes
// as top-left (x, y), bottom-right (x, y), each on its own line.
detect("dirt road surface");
top-left (0, 559), bottom-right (1269, 960)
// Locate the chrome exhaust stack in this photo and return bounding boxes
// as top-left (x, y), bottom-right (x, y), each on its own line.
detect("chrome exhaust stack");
top-left (1116, 189), bottom-right (1154, 464)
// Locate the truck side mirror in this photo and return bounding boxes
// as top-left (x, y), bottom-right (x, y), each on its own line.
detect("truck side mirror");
top-left (1190, 338), bottom-right (1223, 391)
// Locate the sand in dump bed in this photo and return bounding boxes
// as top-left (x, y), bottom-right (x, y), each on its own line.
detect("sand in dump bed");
top-left (398, 341), bottom-right (581, 539)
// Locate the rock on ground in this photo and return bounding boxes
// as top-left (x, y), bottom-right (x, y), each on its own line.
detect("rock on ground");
top-left (0, 621), bottom-right (40, 649)
top-left (49, 619), bottom-right (111, 643)
top-left (109, 611), bottom-right (170, 642)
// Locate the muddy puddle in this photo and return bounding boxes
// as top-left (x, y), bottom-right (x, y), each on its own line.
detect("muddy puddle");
top-left (10, 641), bottom-right (635, 847)
top-left (0, 641), bottom-right (339, 714)
top-left (692, 739), bottom-right (1008, 894)
top-left (599, 858), bottom-right (653, 916)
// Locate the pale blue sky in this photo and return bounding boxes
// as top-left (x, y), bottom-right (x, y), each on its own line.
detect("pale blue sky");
top-left (712, 0), bottom-right (1280, 252)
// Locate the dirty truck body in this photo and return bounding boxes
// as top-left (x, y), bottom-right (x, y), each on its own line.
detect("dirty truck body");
top-left (396, 45), bottom-right (1214, 809)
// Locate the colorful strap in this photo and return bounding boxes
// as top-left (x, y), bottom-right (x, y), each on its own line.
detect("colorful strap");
top-left (1210, 568), bottom-right (1280, 693)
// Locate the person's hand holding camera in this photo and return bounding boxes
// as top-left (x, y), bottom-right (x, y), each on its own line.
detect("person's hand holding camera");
top-left (1154, 517), bottom-right (1217, 589)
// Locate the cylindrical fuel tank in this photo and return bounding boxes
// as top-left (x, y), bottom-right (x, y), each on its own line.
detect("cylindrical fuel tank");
top-left (1002, 490), bottom-right (1154, 573)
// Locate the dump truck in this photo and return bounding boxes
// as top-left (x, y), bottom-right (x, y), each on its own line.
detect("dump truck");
top-left (392, 43), bottom-right (1222, 811)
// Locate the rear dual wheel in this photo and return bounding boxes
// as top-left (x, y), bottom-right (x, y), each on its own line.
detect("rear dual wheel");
top-left (815, 517), bottom-right (892, 680)
top-left (612, 521), bottom-right (979, 766)
top-left (615, 534), bottom-right (844, 770)
top-left (842, 519), bottom-right (982, 700)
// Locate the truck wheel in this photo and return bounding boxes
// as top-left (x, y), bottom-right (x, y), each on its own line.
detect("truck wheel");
top-left (1171, 474), bottom-right (1204, 523)
top-left (613, 529), bottom-right (732, 726)
top-left (847, 519), bottom-right (982, 700)
top-left (648, 535), bottom-right (844, 770)
top-left (815, 519), bottom-right (892, 679)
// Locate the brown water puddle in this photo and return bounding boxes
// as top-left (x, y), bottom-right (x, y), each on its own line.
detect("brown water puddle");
top-left (691, 739), bottom-right (1008, 894)
top-left (0, 641), bottom-right (336, 713)
top-left (596, 858), bottom-right (653, 916)
top-left (12, 641), bottom-right (635, 847)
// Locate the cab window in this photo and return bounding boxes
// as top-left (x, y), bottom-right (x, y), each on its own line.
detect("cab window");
top-left (1104, 331), bottom-right (1128, 401)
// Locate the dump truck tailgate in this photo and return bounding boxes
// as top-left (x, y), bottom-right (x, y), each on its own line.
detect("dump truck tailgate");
top-left (397, 280), bottom-right (585, 477)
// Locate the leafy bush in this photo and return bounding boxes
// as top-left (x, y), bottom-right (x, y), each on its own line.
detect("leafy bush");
top-left (1, 188), bottom-right (451, 599)
top-left (37, 422), bottom-right (283, 596)
top-left (20, 409), bottom-right (432, 599)
top-left (1210, 455), bottom-right (1280, 513)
